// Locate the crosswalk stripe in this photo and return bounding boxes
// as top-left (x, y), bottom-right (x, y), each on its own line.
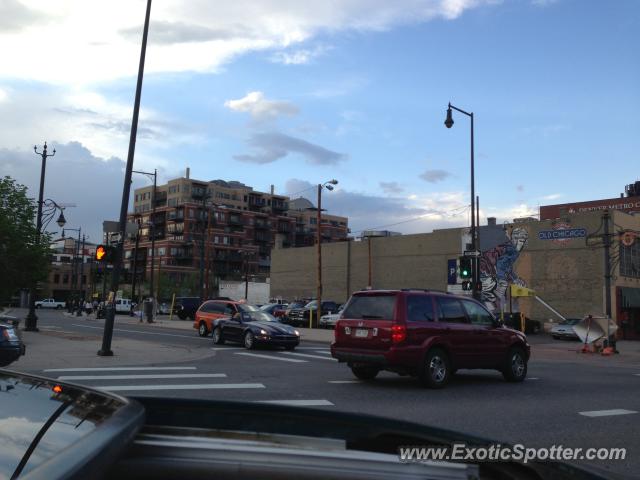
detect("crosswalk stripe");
top-left (235, 352), bottom-right (307, 363)
top-left (578, 409), bottom-right (638, 418)
top-left (314, 351), bottom-right (332, 355)
top-left (257, 399), bottom-right (334, 406)
top-left (328, 380), bottom-right (362, 384)
top-left (44, 367), bottom-right (197, 372)
top-left (281, 352), bottom-right (337, 361)
top-left (71, 323), bottom-right (206, 340)
top-left (57, 374), bottom-right (226, 381)
top-left (98, 383), bottom-right (265, 392)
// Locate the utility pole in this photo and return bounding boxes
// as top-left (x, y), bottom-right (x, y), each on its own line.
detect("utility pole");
top-left (204, 206), bottom-right (213, 299)
top-left (25, 142), bottom-right (56, 331)
top-left (76, 234), bottom-right (85, 316)
top-left (99, 0), bottom-right (152, 356)
top-left (199, 193), bottom-right (208, 302)
top-left (316, 184), bottom-right (322, 329)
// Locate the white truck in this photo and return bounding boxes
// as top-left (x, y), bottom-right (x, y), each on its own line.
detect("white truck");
top-left (35, 298), bottom-right (65, 309)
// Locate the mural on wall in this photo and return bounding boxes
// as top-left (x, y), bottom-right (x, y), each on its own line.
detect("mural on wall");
top-left (479, 226), bottom-right (529, 313)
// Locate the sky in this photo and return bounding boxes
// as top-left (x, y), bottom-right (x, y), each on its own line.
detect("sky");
top-left (1, 0), bottom-right (639, 242)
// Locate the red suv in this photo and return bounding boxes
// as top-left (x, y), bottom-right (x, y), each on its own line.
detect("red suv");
top-left (331, 289), bottom-right (530, 388)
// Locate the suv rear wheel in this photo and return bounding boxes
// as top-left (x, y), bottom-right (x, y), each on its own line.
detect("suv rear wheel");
top-left (350, 365), bottom-right (379, 381)
top-left (420, 348), bottom-right (451, 389)
top-left (502, 347), bottom-right (527, 382)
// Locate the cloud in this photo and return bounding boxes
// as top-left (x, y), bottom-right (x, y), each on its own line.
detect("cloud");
top-left (0, 0), bottom-right (44, 32)
top-left (0, 142), bottom-right (156, 242)
top-left (224, 91), bottom-right (299, 121)
top-left (120, 20), bottom-right (246, 45)
top-left (0, 1), bottom-right (498, 85)
top-left (420, 169), bottom-right (452, 183)
top-left (540, 193), bottom-right (562, 201)
top-left (234, 132), bottom-right (347, 165)
top-left (270, 44), bottom-right (331, 65)
top-left (379, 181), bottom-right (404, 194)
top-left (284, 178), bottom-right (470, 236)
top-left (516, 185), bottom-right (524, 192)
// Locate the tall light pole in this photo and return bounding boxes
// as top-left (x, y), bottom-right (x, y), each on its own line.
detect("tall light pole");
top-left (315, 179), bottom-right (338, 328)
top-left (132, 169), bottom-right (157, 304)
top-left (99, 0), bottom-right (152, 356)
top-left (445, 102), bottom-right (479, 300)
top-left (25, 143), bottom-right (58, 331)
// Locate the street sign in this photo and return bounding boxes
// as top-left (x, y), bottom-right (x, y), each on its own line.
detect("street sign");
top-left (510, 285), bottom-right (536, 297)
top-left (463, 250), bottom-right (481, 257)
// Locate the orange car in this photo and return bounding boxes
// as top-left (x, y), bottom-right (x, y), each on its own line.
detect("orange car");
top-left (194, 300), bottom-right (261, 337)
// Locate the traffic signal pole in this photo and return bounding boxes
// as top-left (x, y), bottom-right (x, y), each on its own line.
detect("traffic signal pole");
top-left (98, 0), bottom-right (151, 356)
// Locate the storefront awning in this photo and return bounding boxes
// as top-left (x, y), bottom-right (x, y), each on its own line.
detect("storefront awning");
top-left (621, 287), bottom-right (640, 309)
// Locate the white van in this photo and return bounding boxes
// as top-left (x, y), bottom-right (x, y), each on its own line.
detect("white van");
top-left (115, 298), bottom-right (133, 313)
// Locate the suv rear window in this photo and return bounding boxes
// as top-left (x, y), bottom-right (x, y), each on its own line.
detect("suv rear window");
top-left (342, 294), bottom-right (396, 320)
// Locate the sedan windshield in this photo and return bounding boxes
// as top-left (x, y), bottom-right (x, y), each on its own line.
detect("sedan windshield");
top-left (244, 312), bottom-right (279, 322)
top-left (238, 304), bottom-right (261, 313)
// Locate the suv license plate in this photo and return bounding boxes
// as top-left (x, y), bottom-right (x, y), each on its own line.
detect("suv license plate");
top-left (355, 329), bottom-right (368, 338)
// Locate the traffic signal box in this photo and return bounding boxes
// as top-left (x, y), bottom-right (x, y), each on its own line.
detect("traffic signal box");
top-left (459, 256), bottom-right (472, 279)
top-left (95, 245), bottom-right (116, 263)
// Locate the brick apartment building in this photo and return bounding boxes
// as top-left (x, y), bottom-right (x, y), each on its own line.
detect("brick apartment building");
top-left (124, 171), bottom-right (349, 295)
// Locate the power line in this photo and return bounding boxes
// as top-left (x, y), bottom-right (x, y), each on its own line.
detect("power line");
top-left (350, 205), bottom-right (471, 235)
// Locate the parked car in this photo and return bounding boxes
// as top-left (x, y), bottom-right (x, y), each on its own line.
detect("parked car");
top-left (34, 298), bottom-right (65, 309)
top-left (260, 303), bottom-right (288, 318)
top-left (319, 305), bottom-right (344, 329)
top-left (286, 300), bottom-right (341, 328)
top-left (114, 298), bottom-right (134, 314)
top-left (194, 299), bottom-right (261, 336)
top-left (0, 315), bottom-right (25, 367)
top-left (157, 302), bottom-right (170, 315)
top-left (281, 301), bottom-right (306, 323)
top-left (331, 289), bottom-right (530, 388)
top-left (173, 297), bottom-right (202, 320)
top-left (212, 310), bottom-right (300, 350)
top-left (501, 313), bottom-right (542, 334)
top-left (551, 318), bottom-right (582, 340)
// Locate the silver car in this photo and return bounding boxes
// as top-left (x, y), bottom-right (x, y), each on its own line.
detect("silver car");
top-left (550, 318), bottom-right (581, 340)
top-left (319, 306), bottom-right (344, 329)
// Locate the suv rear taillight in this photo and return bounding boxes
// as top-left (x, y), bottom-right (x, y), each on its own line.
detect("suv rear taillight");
top-left (391, 325), bottom-right (406, 343)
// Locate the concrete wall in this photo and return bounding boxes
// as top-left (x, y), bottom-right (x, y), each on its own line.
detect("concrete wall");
top-left (219, 281), bottom-right (270, 305)
top-left (271, 210), bottom-right (640, 322)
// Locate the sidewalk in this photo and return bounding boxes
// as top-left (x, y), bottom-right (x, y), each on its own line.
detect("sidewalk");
top-left (3, 308), bottom-right (215, 371)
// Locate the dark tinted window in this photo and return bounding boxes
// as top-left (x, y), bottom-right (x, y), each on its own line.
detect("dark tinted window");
top-left (223, 303), bottom-right (236, 315)
top-left (407, 295), bottom-right (434, 322)
top-left (342, 294), bottom-right (396, 320)
top-left (435, 297), bottom-right (468, 323)
top-left (461, 300), bottom-right (494, 326)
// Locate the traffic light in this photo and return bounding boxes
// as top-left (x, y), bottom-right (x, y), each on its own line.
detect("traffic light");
top-left (459, 256), bottom-right (472, 280)
top-left (95, 245), bottom-right (115, 263)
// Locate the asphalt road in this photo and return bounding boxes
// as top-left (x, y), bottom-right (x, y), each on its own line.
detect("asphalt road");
top-left (18, 309), bottom-right (640, 477)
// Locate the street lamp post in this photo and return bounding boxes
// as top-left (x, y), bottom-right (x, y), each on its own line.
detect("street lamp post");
top-left (25, 143), bottom-right (59, 331)
top-left (445, 103), bottom-right (479, 300)
top-left (132, 169), bottom-right (157, 307)
top-left (98, 0), bottom-right (152, 357)
top-left (315, 179), bottom-right (338, 328)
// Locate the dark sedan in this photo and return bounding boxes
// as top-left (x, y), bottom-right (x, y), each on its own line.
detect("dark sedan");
top-left (0, 316), bottom-right (25, 367)
top-left (211, 311), bottom-right (300, 350)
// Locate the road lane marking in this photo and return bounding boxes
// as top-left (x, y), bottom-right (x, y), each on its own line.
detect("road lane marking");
top-left (328, 380), bottom-right (362, 384)
top-left (527, 377), bottom-right (540, 380)
top-left (281, 352), bottom-right (338, 361)
top-left (578, 409), bottom-right (638, 418)
top-left (210, 347), bottom-right (244, 351)
top-left (44, 367), bottom-right (197, 372)
top-left (71, 323), bottom-right (205, 340)
top-left (256, 399), bottom-right (334, 406)
top-left (235, 352), bottom-right (307, 363)
top-left (98, 383), bottom-right (265, 392)
top-left (314, 351), bottom-right (332, 355)
top-left (57, 374), bottom-right (226, 381)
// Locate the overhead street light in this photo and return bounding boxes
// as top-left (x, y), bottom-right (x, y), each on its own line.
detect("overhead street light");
top-left (314, 179), bottom-right (338, 328)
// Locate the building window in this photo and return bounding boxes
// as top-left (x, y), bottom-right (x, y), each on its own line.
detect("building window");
top-left (63, 274), bottom-right (69, 284)
top-left (82, 275), bottom-right (87, 285)
top-left (54, 274), bottom-right (60, 284)
top-left (620, 240), bottom-right (640, 279)
top-left (158, 247), bottom-right (166, 256)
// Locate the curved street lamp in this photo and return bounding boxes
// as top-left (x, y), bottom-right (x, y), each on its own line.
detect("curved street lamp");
top-left (444, 102), bottom-right (479, 300)
top-left (314, 179), bottom-right (338, 328)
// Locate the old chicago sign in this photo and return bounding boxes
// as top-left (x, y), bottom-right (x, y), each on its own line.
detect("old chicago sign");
top-left (538, 223), bottom-right (586, 245)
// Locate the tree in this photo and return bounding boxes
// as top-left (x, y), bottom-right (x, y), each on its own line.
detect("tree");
top-left (0, 177), bottom-right (51, 302)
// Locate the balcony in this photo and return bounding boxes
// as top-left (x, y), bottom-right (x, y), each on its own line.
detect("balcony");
top-left (254, 218), bottom-right (269, 229)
